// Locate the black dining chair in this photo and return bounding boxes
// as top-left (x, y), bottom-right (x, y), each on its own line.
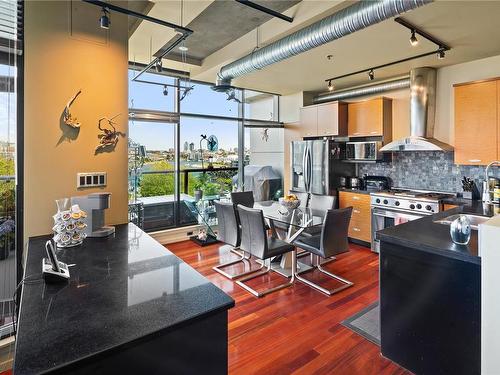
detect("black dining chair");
top-left (235, 205), bottom-right (296, 297)
top-left (212, 201), bottom-right (263, 279)
top-left (231, 191), bottom-right (255, 208)
top-left (300, 194), bottom-right (336, 237)
top-left (293, 207), bottom-right (354, 296)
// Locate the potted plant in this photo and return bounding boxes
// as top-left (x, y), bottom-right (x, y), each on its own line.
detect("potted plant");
top-left (192, 173), bottom-right (208, 202)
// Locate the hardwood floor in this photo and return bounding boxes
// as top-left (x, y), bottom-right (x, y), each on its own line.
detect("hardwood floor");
top-left (166, 241), bottom-right (411, 375)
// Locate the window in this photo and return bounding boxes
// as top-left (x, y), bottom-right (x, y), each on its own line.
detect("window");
top-left (128, 68), bottom-right (281, 233)
top-left (180, 81), bottom-right (239, 117)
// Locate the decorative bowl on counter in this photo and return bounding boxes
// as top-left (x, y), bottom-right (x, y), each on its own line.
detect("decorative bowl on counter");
top-left (279, 194), bottom-right (301, 210)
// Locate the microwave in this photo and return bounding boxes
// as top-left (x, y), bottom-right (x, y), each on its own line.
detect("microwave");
top-left (345, 141), bottom-right (383, 161)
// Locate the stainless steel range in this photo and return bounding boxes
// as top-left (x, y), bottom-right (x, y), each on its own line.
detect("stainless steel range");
top-left (370, 189), bottom-right (455, 253)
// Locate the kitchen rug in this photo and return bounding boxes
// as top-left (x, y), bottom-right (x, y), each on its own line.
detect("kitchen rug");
top-left (341, 302), bottom-right (380, 346)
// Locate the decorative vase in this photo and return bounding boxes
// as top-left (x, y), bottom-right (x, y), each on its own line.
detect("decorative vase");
top-left (450, 215), bottom-right (471, 245)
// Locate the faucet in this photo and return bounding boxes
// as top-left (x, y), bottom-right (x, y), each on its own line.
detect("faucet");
top-left (483, 161), bottom-right (500, 203)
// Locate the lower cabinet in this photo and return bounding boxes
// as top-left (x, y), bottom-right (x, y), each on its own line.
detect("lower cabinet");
top-left (339, 191), bottom-right (371, 243)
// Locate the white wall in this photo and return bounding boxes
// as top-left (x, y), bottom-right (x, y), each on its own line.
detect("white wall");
top-left (435, 54), bottom-right (500, 145)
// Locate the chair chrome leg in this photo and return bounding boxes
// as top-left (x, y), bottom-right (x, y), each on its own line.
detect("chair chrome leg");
top-left (212, 250), bottom-right (263, 280)
top-left (236, 251), bottom-right (296, 298)
top-left (294, 255), bottom-right (353, 296)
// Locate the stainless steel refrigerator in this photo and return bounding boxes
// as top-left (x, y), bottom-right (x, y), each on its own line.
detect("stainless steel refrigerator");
top-left (291, 140), bottom-right (353, 195)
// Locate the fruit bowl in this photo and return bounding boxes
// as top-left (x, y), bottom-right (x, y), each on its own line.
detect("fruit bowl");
top-left (279, 194), bottom-right (300, 210)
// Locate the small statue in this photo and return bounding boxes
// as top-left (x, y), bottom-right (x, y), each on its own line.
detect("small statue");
top-left (95, 113), bottom-right (124, 153)
top-left (63, 90), bottom-right (82, 128)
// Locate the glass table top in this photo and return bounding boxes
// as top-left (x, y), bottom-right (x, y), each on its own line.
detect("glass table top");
top-left (254, 201), bottom-right (325, 228)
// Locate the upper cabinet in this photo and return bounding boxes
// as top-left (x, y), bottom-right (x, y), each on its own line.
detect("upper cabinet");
top-left (347, 97), bottom-right (392, 139)
top-left (454, 79), bottom-right (499, 165)
top-left (299, 102), bottom-right (347, 138)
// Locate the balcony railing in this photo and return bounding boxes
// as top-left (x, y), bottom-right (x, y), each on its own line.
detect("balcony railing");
top-left (129, 167), bottom-right (237, 231)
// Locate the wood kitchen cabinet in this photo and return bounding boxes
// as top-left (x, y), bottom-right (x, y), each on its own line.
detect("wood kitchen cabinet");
top-left (339, 191), bottom-right (371, 243)
top-left (347, 97), bottom-right (392, 139)
top-left (299, 102), bottom-right (347, 138)
top-left (454, 79), bottom-right (499, 165)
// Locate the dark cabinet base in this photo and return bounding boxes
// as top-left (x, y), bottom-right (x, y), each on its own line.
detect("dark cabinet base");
top-left (380, 242), bottom-right (480, 375)
top-left (55, 310), bottom-right (228, 375)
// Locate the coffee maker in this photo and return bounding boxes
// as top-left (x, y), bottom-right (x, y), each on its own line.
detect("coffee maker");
top-left (71, 192), bottom-right (115, 237)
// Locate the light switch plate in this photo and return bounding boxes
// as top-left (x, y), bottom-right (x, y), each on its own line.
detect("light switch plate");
top-left (77, 172), bottom-right (107, 188)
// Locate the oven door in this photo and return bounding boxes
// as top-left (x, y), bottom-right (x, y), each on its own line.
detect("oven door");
top-left (371, 207), bottom-right (425, 253)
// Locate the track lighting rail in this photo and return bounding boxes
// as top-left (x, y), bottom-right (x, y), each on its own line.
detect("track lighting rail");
top-left (235, 0), bottom-right (294, 23)
top-left (394, 17), bottom-right (450, 51)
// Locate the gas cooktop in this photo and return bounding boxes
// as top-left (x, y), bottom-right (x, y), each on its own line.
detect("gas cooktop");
top-left (370, 189), bottom-right (455, 214)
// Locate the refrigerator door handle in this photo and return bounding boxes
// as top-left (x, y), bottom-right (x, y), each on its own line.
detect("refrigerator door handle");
top-left (305, 146), bottom-right (312, 192)
top-left (302, 146), bottom-right (308, 191)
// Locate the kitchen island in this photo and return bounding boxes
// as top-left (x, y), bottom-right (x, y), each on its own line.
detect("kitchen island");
top-left (14, 223), bottom-right (234, 375)
top-left (376, 201), bottom-right (493, 375)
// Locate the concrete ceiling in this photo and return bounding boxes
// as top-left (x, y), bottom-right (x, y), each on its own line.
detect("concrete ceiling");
top-left (154, 0), bottom-right (300, 65)
top-left (129, 1), bottom-right (500, 95)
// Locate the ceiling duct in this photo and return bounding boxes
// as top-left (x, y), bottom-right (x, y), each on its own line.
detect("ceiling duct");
top-left (213, 0), bottom-right (432, 91)
top-left (313, 77), bottom-right (410, 103)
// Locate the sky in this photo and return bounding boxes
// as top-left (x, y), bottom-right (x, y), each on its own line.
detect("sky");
top-left (129, 71), bottom-right (240, 151)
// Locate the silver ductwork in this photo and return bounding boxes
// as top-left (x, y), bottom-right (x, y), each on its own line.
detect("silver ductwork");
top-left (313, 77), bottom-right (410, 103)
top-left (380, 67), bottom-right (453, 152)
top-left (214, 0), bottom-right (432, 89)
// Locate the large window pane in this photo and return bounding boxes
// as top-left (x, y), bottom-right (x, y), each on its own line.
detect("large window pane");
top-left (180, 81), bottom-right (239, 117)
top-left (128, 120), bottom-right (183, 231)
top-left (128, 70), bottom-right (175, 112)
top-left (0, 61), bottom-right (16, 338)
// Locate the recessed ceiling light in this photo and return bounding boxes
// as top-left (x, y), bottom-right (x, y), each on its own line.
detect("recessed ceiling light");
top-left (179, 45), bottom-right (189, 52)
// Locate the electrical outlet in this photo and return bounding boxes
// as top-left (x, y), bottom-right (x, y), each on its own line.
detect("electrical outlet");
top-left (77, 172), bottom-right (107, 188)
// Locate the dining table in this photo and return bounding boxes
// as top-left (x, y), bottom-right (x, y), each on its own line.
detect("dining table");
top-left (254, 201), bottom-right (327, 277)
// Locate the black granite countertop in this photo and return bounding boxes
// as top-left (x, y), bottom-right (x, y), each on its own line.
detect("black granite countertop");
top-left (377, 200), bottom-right (499, 265)
top-left (14, 223), bottom-right (234, 375)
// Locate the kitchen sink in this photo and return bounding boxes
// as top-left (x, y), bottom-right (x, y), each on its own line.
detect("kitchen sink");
top-left (434, 214), bottom-right (490, 230)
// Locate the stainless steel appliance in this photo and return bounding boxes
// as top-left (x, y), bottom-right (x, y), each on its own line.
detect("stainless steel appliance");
top-left (346, 141), bottom-right (383, 161)
top-left (349, 177), bottom-right (363, 189)
top-left (370, 189), bottom-right (454, 252)
top-left (364, 175), bottom-right (389, 192)
top-left (71, 193), bottom-right (115, 237)
top-left (291, 140), bottom-right (353, 195)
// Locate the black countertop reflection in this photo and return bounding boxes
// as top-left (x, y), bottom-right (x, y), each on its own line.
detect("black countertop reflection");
top-left (14, 224), bottom-right (234, 375)
top-left (377, 199), bottom-right (498, 265)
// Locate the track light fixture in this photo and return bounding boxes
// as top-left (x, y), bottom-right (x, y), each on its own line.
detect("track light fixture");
top-left (327, 80), bottom-right (334, 92)
top-left (409, 29), bottom-right (418, 46)
top-left (163, 85), bottom-right (168, 96)
top-left (437, 48), bottom-right (446, 60)
top-left (368, 69), bottom-right (375, 81)
top-left (99, 7), bottom-right (110, 29)
top-left (155, 59), bottom-right (162, 73)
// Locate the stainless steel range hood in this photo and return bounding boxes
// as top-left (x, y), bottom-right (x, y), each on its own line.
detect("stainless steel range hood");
top-left (380, 67), bottom-right (453, 152)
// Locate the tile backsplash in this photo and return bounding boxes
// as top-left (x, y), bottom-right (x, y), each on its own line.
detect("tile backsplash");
top-left (357, 151), bottom-right (500, 193)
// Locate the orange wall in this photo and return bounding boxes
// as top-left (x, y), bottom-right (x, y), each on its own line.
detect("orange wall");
top-left (24, 1), bottom-right (129, 240)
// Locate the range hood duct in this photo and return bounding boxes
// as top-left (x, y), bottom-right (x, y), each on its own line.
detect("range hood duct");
top-left (214, 0), bottom-right (432, 90)
top-left (313, 77), bottom-right (410, 103)
top-left (380, 67), bottom-right (453, 152)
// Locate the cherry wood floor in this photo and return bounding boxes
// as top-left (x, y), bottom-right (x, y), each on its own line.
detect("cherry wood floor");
top-left (166, 241), bottom-right (411, 375)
